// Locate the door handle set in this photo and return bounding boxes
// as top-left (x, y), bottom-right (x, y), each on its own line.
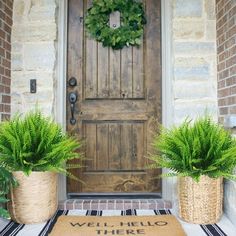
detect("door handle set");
top-left (69, 92), bottom-right (77, 125)
top-left (68, 77), bottom-right (78, 125)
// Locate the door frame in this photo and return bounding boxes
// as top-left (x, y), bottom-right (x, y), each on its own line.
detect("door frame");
top-left (56, 0), bottom-right (175, 202)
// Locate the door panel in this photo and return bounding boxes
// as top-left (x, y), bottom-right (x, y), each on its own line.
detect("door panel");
top-left (84, 122), bottom-right (145, 172)
top-left (67, 0), bottom-right (162, 193)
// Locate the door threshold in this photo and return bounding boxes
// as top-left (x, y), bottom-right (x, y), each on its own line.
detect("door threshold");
top-left (67, 193), bottom-right (162, 199)
top-left (59, 197), bottom-right (172, 210)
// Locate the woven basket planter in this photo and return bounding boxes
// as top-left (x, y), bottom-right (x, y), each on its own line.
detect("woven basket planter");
top-left (8, 171), bottom-right (58, 224)
top-left (178, 175), bottom-right (223, 225)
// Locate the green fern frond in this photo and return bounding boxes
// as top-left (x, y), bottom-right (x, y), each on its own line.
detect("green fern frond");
top-left (0, 167), bottom-right (18, 218)
top-left (149, 116), bottom-right (236, 181)
top-left (0, 110), bottom-right (82, 179)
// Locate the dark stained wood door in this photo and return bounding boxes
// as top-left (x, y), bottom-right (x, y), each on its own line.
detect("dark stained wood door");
top-left (67, 0), bottom-right (162, 193)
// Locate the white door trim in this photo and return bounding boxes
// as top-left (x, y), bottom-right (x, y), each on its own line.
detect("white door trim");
top-left (56, 0), bottom-right (68, 201)
top-left (161, 0), bottom-right (176, 202)
top-left (56, 0), bottom-right (175, 202)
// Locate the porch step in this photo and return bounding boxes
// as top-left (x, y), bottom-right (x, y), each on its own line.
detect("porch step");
top-left (59, 199), bottom-right (172, 211)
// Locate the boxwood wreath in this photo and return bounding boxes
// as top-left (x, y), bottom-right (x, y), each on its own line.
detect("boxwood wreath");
top-left (85, 0), bottom-right (146, 50)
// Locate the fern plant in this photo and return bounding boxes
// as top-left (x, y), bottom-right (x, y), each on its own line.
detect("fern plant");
top-left (150, 116), bottom-right (236, 181)
top-left (0, 110), bottom-right (81, 178)
top-left (0, 166), bottom-right (18, 218)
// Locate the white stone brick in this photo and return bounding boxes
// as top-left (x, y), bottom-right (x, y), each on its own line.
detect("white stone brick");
top-left (173, 20), bottom-right (205, 40)
top-left (12, 23), bottom-right (57, 42)
top-left (25, 90), bottom-right (53, 104)
top-left (31, 0), bottom-right (55, 7)
top-left (11, 90), bottom-right (53, 117)
top-left (38, 103), bottom-right (54, 117)
top-left (11, 87), bottom-right (54, 110)
top-left (174, 42), bottom-right (216, 56)
top-left (174, 57), bottom-right (211, 80)
top-left (13, 0), bottom-right (56, 22)
top-left (11, 87), bottom-right (53, 102)
top-left (205, 0), bottom-right (216, 20)
top-left (29, 2), bottom-right (56, 22)
top-left (12, 54), bottom-right (23, 71)
top-left (13, 0), bottom-right (30, 22)
top-left (12, 42), bottom-right (23, 53)
top-left (174, 99), bottom-right (218, 124)
top-left (205, 20), bottom-right (217, 41)
top-left (224, 180), bottom-right (236, 227)
top-left (175, 0), bottom-right (203, 18)
top-left (11, 72), bottom-right (54, 108)
top-left (174, 81), bottom-right (215, 99)
top-left (24, 43), bottom-right (55, 71)
top-left (11, 100), bottom-right (53, 117)
top-left (11, 71), bottom-right (54, 89)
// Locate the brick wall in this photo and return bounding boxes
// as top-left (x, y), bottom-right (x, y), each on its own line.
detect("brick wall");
top-left (0, 0), bottom-right (13, 121)
top-left (217, 0), bottom-right (236, 122)
top-left (216, 0), bottom-right (236, 226)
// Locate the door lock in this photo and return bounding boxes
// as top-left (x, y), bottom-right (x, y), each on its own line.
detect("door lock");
top-left (68, 77), bottom-right (77, 87)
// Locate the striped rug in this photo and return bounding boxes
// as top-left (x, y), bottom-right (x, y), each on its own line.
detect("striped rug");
top-left (0, 209), bottom-right (235, 236)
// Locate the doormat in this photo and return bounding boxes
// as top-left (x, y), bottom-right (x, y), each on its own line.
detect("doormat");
top-left (49, 215), bottom-right (186, 236)
top-left (1, 210), bottom-right (232, 236)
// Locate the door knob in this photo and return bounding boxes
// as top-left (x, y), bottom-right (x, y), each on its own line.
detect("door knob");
top-left (69, 92), bottom-right (77, 125)
top-left (69, 92), bottom-right (77, 103)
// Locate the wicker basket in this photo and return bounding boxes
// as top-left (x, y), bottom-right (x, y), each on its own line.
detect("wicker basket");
top-left (178, 175), bottom-right (223, 224)
top-left (8, 171), bottom-right (58, 224)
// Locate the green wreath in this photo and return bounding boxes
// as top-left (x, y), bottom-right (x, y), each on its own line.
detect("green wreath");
top-left (85, 0), bottom-right (146, 50)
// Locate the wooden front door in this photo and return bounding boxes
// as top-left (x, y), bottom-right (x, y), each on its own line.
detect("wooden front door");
top-left (67, 0), bottom-right (161, 194)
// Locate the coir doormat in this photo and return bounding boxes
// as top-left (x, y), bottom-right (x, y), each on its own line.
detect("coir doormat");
top-left (49, 215), bottom-right (186, 236)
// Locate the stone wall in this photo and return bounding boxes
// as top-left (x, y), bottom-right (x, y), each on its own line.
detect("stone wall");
top-left (216, 0), bottom-right (236, 226)
top-left (172, 0), bottom-right (218, 125)
top-left (11, 0), bottom-right (57, 116)
top-left (0, 0), bottom-right (13, 121)
top-left (169, 0), bottom-right (218, 211)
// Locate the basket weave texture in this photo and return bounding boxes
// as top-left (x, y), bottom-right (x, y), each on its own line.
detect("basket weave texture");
top-left (178, 175), bottom-right (223, 225)
top-left (8, 171), bottom-right (58, 224)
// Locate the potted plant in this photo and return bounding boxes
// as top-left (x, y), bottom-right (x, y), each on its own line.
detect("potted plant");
top-left (150, 116), bottom-right (236, 224)
top-left (0, 166), bottom-right (18, 218)
top-left (0, 110), bottom-right (81, 224)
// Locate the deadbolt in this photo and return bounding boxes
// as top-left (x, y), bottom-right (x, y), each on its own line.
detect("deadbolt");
top-left (68, 77), bottom-right (77, 87)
